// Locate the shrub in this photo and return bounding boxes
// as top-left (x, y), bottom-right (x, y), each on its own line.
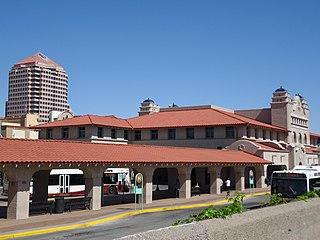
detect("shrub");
top-left (264, 193), bottom-right (287, 206)
top-left (172, 193), bottom-right (244, 226)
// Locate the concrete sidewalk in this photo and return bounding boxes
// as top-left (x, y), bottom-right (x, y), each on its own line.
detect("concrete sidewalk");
top-left (0, 188), bottom-right (269, 236)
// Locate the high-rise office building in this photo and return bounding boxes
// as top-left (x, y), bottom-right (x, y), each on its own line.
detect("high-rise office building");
top-left (5, 52), bottom-right (71, 122)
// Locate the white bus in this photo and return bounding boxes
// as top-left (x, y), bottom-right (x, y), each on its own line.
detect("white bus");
top-left (5, 168), bottom-right (131, 197)
top-left (271, 165), bottom-right (320, 197)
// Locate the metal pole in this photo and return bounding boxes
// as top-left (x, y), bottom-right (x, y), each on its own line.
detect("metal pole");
top-left (134, 177), bottom-right (136, 211)
top-left (142, 176), bottom-right (144, 210)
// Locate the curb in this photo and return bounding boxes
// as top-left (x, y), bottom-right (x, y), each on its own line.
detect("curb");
top-left (0, 192), bottom-right (268, 240)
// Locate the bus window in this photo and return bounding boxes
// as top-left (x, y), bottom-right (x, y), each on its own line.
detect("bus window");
top-left (271, 178), bottom-right (307, 197)
top-left (70, 174), bottom-right (85, 185)
top-left (48, 175), bottom-right (59, 186)
top-left (104, 173), bottom-right (118, 184)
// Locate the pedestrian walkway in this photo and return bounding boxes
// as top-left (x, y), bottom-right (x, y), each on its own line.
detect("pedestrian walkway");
top-left (0, 188), bottom-right (269, 239)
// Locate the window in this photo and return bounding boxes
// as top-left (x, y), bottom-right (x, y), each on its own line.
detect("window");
top-left (62, 127), bottom-right (69, 139)
top-left (111, 129), bottom-right (116, 139)
top-left (270, 131), bottom-right (273, 141)
top-left (78, 127), bottom-right (85, 138)
top-left (150, 130), bottom-right (158, 140)
top-left (97, 127), bottom-right (103, 138)
top-left (246, 127), bottom-right (250, 138)
top-left (226, 127), bottom-right (235, 139)
top-left (124, 130), bottom-right (128, 140)
top-left (168, 129), bottom-right (176, 140)
top-left (277, 132), bottom-right (280, 141)
top-left (69, 174), bottom-right (85, 185)
top-left (46, 128), bottom-right (53, 139)
top-left (134, 130), bottom-right (141, 140)
top-left (205, 127), bottom-right (214, 139)
top-left (262, 130), bottom-right (266, 140)
top-left (255, 128), bottom-right (259, 139)
top-left (186, 128), bottom-right (194, 139)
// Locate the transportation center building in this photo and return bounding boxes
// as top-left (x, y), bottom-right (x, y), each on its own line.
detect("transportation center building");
top-left (1, 87), bottom-right (319, 220)
top-left (0, 137), bottom-right (269, 219)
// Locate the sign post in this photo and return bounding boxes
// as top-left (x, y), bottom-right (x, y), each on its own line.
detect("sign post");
top-left (249, 170), bottom-right (254, 193)
top-left (134, 173), bottom-right (144, 210)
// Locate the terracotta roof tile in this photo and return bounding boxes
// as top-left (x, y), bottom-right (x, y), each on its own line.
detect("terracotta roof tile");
top-left (35, 107), bottom-right (287, 132)
top-left (127, 108), bottom-right (287, 131)
top-left (310, 133), bottom-right (320, 138)
top-left (36, 115), bottom-right (132, 129)
top-left (0, 138), bottom-right (270, 165)
top-left (254, 142), bottom-right (282, 151)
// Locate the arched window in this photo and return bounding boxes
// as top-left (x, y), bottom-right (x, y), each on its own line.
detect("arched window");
top-left (299, 133), bottom-right (302, 144)
top-left (304, 134), bottom-right (307, 144)
top-left (293, 132), bottom-right (297, 143)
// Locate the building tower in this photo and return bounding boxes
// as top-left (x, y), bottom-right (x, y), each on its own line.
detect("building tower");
top-left (271, 86), bottom-right (292, 130)
top-left (271, 87), bottom-right (310, 145)
top-left (138, 98), bottom-right (160, 116)
top-left (5, 52), bottom-right (71, 122)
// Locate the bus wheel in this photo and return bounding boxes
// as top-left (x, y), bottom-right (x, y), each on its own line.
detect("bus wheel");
top-left (108, 186), bottom-right (117, 195)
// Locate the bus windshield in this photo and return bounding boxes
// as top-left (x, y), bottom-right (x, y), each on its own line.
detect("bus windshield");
top-left (103, 173), bottom-right (118, 184)
top-left (271, 178), bottom-right (307, 197)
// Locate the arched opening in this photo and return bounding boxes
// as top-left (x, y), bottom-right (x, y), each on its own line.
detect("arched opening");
top-left (152, 168), bottom-right (169, 200)
top-left (299, 133), bottom-right (302, 144)
top-left (266, 165), bottom-right (287, 184)
top-left (0, 171), bottom-right (8, 218)
top-left (293, 132), bottom-right (297, 143)
top-left (221, 167), bottom-right (235, 191)
top-left (304, 134), bottom-right (307, 145)
top-left (244, 167), bottom-right (256, 189)
top-left (191, 167), bottom-right (210, 194)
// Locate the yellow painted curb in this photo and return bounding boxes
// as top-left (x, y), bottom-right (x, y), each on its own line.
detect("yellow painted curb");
top-left (0, 192), bottom-right (268, 240)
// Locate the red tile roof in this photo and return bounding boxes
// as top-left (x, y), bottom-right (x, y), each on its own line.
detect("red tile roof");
top-left (306, 147), bottom-right (319, 154)
top-left (35, 107), bottom-right (287, 131)
top-left (310, 133), bottom-right (320, 138)
top-left (254, 142), bottom-right (282, 151)
top-left (14, 52), bottom-right (62, 68)
top-left (0, 138), bottom-right (270, 165)
top-left (127, 108), bottom-right (287, 131)
top-left (36, 115), bottom-right (132, 129)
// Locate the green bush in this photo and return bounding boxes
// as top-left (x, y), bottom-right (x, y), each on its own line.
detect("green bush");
top-left (264, 193), bottom-right (287, 206)
top-left (172, 193), bottom-right (245, 226)
top-left (295, 190), bottom-right (319, 201)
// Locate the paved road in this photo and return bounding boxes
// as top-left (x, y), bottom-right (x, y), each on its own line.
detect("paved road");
top-left (19, 195), bottom-right (269, 240)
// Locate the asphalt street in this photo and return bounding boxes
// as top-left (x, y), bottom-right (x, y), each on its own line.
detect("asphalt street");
top-left (18, 194), bottom-right (269, 240)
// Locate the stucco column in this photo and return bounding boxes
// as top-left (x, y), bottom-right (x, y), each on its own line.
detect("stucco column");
top-left (32, 170), bottom-right (50, 202)
top-left (256, 165), bottom-right (267, 188)
top-left (136, 168), bottom-right (154, 204)
top-left (167, 168), bottom-right (178, 197)
top-left (195, 167), bottom-right (206, 189)
top-left (6, 168), bottom-right (34, 219)
top-left (208, 167), bottom-right (222, 194)
top-left (178, 167), bottom-right (192, 198)
top-left (84, 167), bottom-right (104, 210)
top-left (235, 166), bottom-right (245, 191)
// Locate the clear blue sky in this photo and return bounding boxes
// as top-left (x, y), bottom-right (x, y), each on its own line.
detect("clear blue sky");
top-left (0, 1), bottom-right (319, 132)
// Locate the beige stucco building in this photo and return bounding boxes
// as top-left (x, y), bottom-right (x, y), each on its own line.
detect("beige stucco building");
top-left (36, 88), bottom-right (320, 178)
top-left (0, 114), bottom-right (39, 139)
